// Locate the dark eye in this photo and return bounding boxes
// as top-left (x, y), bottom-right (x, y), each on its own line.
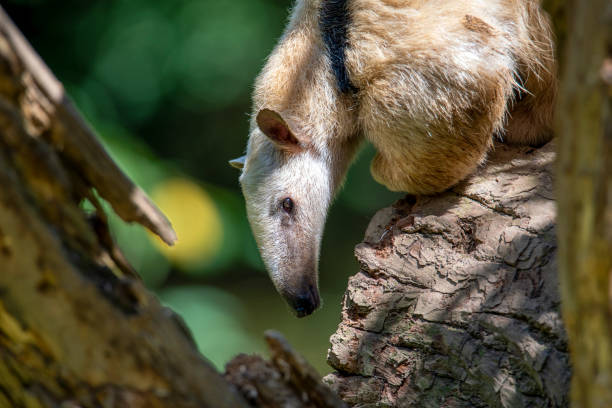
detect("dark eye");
top-left (281, 197), bottom-right (294, 213)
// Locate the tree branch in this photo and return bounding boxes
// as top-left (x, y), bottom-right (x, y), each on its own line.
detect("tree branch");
top-left (0, 6), bottom-right (176, 246)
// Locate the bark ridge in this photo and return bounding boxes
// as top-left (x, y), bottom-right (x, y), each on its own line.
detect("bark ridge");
top-left (324, 142), bottom-right (570, 407)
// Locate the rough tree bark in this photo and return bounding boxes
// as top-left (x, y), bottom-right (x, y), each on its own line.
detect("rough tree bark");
top-left (555, 0), bottom-right (612, 406)
top-left (324, 142), bottom-right (570, 407)
top-left (0, 6), bottom-right (243, 407)
top-left (0, 7), bottom-right (345, 408)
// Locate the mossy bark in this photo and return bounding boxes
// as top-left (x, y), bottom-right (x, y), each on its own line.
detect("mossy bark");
top-left (0, 6), bottom-right (251, 407)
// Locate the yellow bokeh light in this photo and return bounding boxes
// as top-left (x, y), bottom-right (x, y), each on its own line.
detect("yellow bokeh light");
top-left (150, 178), bottom-right (223, 268)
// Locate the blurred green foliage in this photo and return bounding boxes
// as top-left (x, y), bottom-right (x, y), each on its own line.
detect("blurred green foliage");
top-left (4, 0), bottom-right (401, 373)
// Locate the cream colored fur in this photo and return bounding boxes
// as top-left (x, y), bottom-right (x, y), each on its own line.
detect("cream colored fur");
top-left (236, 0), bottom-right (556, 313)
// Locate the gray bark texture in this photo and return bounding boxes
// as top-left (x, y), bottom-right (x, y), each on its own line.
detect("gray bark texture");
top-left (324, 142), bottom-right (570, 407)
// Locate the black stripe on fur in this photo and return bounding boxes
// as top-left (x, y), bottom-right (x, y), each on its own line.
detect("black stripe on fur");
top-left (319, 0), bottom-right (358, 94)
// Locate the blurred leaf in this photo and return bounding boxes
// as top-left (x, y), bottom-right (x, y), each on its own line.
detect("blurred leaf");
top-left (167, 0), bottom-right (285, 110)
top-left (5, 0), bottom-right (45, 6)
top-left (150, 178), bottom-right (223, 270)
top-left (338, 144), bottom-right (402, 214)
top-left (111, 216), bottom-right (171, 288)
top-left (204, 184), bottom-right (265, 273)
top-left (66, 80), bottom-right (120, 128)
top-left (95, 123), bottom-right (168, 191)
top-left (159, 286), bottom-right (260, 370)
top-left (94, 2), bottom-right (174, 123)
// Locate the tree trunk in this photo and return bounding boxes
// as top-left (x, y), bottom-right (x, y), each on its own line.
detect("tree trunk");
top-left (324, 141), bottom-right (571, 407)
top-left (0, 7), bottom-right (344, 408)
top-left (0, 6), bottom-right (248, 407)
top-left (555, 0), bottom-right (612, 406)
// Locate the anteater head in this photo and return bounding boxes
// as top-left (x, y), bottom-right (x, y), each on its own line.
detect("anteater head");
top-left (231, 109), bottom-right (333, 317)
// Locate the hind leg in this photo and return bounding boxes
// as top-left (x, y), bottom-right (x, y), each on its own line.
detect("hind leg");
top-left (503, 0), bottom-right (557, 146)
top-left (504, 74), bottom-right (556, 146)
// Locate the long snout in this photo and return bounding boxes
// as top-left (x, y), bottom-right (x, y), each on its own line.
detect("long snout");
top-left (284, 283), bottom-right (321, 317)
top-left (265, 241), bottom-right (322, 317)
top-left (277, 267), bottom-right (321, 317)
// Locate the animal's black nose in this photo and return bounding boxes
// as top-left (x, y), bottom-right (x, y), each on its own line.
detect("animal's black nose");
top-left (290, 285), bottom-right (320, 318)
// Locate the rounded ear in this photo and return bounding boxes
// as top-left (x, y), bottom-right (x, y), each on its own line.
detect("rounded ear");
top-left (229, 156), bottom-right (246, 169)
top-left (256, 109), bottom-right (300, 147)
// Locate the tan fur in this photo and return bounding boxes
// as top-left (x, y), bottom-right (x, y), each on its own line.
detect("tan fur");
top-left (237, 0), bottom-right (556, 315)
top-left (248, 0), bottom-right (556, 195)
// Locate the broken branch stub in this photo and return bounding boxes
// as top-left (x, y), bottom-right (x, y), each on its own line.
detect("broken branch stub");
top-left (0, 6), bottom-right (176, 246)
top-left (225, 331), bottom-right (348, 408)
